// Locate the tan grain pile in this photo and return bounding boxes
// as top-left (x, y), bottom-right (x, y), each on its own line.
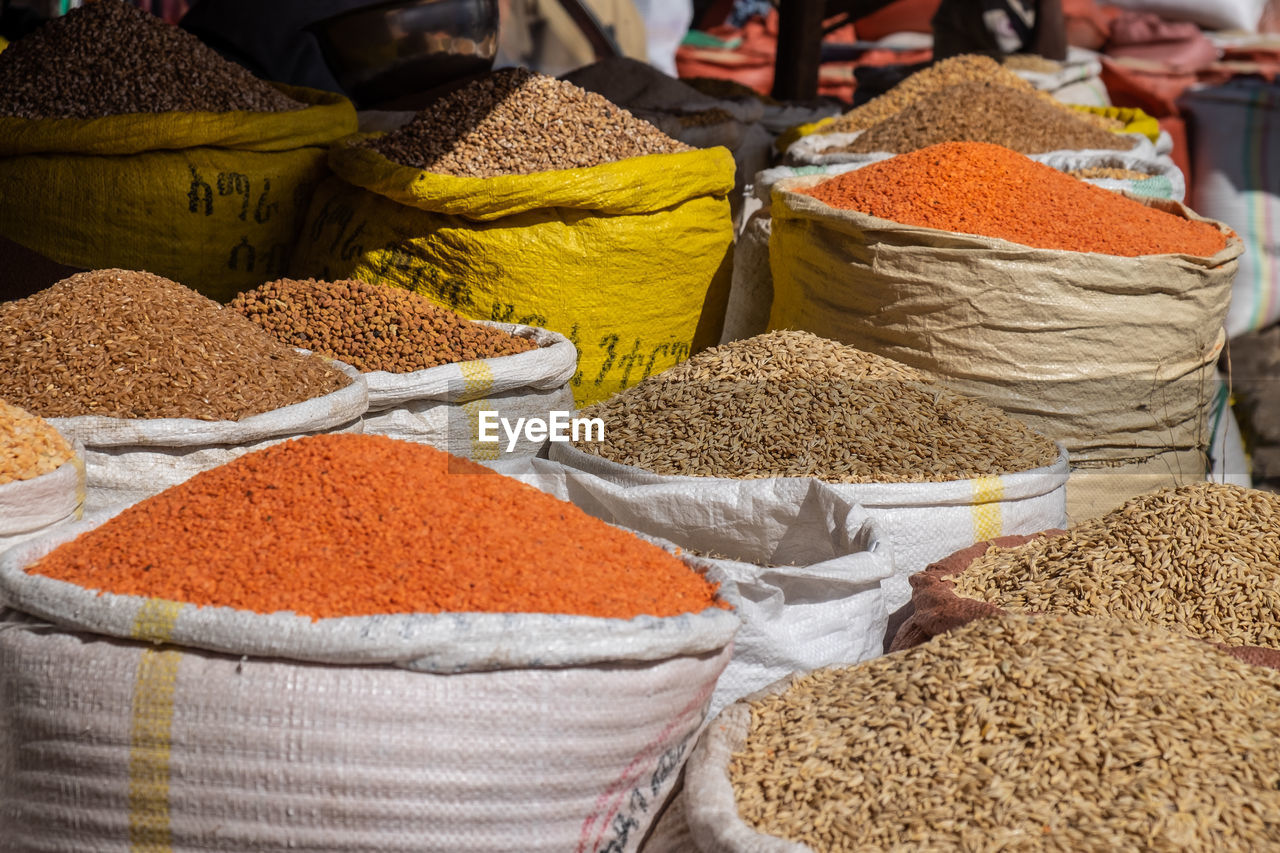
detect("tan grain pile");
top-left (821, 54), bottom-right (1120, 134)
top-left (731, 613), bottom-right (1280, 851)
top-left (1069, 166), bottom-right (1155, 181)
top-left (954, 483), bottom-right (1280, 648)
top-left (572, 331), bottom-right (1058, 483)
top-left (0, 400), bottom-right (74, 485)
top-left (365, 68), bottom-right (690, 177)
top-left (230, 278), bottom-right (537, 373)
top-left (0, 270), bottom-right (350, 421)
top-left (1002, 53), bottom-right (1064, 74)
top-left (0, 0), bottom-right (301, 119)
top-left (840, 81), bottom-right (1134, 155)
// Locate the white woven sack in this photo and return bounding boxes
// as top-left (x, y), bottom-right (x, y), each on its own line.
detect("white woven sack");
top-left (1182, 80), bottom-right (1280, 337)
top-left (496, 455), bottom-right (893, 720)
top-left (681, 675), bottom-right (816, 853)
top-left (549, 442), bottom-right (1068, 617)
top-left (1104, 0), bottom-right (1267, 32)
top-left (1008, 51), bottom-right (1109, 107)
top-left (46, 359), bottom-right (368, 513)
top-left (0, 519), bottom-right (740, 853)
top-left (1036, 148), bottom-right (1185, 202)
top-left (784, 129), bottom-right (1158, 168)
top-left (0, 439), bottom-right (84, 551)
top-left (360, 322), bottom-right (577, 460)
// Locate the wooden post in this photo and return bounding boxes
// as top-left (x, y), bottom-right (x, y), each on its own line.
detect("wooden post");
top-left (772, 0), bottom-right (826, 101)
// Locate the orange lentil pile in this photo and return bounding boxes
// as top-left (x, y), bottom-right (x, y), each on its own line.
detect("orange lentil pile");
top-left (801, 141), bottom-right (1229, 258)
top-left (28, 434), bottom-right (724, 621)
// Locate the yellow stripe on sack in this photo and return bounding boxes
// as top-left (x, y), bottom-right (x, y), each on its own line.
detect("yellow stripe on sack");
top-left (459, 360), bottom-right (499, 461)
top-left (971, 476), bottom-right (1005, 543)
top-left (128, 599), bottom-right (184, 853)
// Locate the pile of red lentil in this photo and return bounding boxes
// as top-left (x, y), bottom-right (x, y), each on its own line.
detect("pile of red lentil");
top-left (29, 433), bottom-right (725, 621)
top-left (801, 141), bottom-right (1228, 258)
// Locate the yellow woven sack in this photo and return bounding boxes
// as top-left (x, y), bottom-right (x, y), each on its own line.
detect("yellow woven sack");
top-left (290, 143), bottom-right (736, 406)
top-left (0, 85), bottom-right (356, 303)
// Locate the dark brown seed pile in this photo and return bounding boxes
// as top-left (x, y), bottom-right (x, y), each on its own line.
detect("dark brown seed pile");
top-left (731, 613), bottom-right (1280, 850)
top-left (823, 54), bottom-right (1121, 134)
top-left (0, 270), bottom-right (350, 421)
top-left (365, 68), bottom-right (690, 177)
top-left (230, 278), bottom-right (539, 373)
top-left (840, 81), bottom-right (1134, 155)
top-left (0, 0), bottom-right (302, 119)
top-left (573, 331), bottom-right (1058, 483)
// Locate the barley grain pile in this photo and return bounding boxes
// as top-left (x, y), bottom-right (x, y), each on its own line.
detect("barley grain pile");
top-left (822, 54), bottom-right (1121, 134)
top-left (0, 0), bottom-right (301, 119)
top-left (572, 331), bottom-right (1058, 483)
top-left (366, 68), bottom-right (690, 177)
top-left (954, 483), bottom-right (1280, 648)
top-left (1002, 53), bottom-right (1064, 74)
top-left (1069, 166), bottom-right (1155, 181)
top-left (230, 278), bottom-right (537, 373)
top-left (840, 81), bottom-right (1133, 155)
top-left (731, 613), bottom-right (1280, 851)
top-left (0, 270), bottom-right (350, 421)
top-left (0, 400), bottom-right (73, 485)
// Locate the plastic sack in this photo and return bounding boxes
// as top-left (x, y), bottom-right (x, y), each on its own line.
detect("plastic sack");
top-left (1102, 0), bottom-right (1268, 32)
top-left (289, 143), bottom-right (736, 407)
top-left (549, 441), bottom-right (1068, 618)
top-left (680, 675), bottom-right (822, 853)
top-left (719, 149), bottom-right (1183, 346)
top-left (48, 360), bottom-right (368, 513)
top-left (1182, 80), bottom-right (1280, 337)
top-left (0, 440), bottom-right (84, 551)
top-left (0, 86), bottom-right (357, 303)
top-left (768, 177), bottom-right (1240, 518)
top-left (0, 516), bottom-right (740, 853)
top-left (358, 323), bottom-right (577, 460)
top-left (496, 455), bottom-right (893, 718)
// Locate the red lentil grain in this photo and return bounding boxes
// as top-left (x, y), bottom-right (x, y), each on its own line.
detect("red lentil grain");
top-left (29, 434), bottom-right (725, 621)
top-left (801, 141), bottom-right (1228, 258)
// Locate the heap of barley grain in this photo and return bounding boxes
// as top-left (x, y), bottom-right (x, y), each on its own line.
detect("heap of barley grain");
top-left (571, 330), bottom-right (1058, 483)
top-left (954, 482), bottom-right (1280, 648)
top-left (731, 613), bottom-right (1280, 851)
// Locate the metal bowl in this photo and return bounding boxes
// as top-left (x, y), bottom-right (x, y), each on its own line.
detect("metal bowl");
top-left (312, 0), bottom-right (499, 108)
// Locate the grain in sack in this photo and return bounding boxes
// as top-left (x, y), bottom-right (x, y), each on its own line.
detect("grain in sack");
top-left (0, 401), bottom-right (83, 550)
top-left (0, 270), bottom-right (368, 512)
top-left (682, 613), bottom-right (1280, 852)
top-left (769, 142), bottom-right (1240, 519)
top-left (288, 68), bottom-right (735, 406)
top-left (895, 482), bottom-right (1280, 669)
top-left (550, 331), bottom-right (1068, 613)
top-left (231, 278), bottom-right (576, 459)
top-left (0, 434), bottom-right (740, 853)
top-left (0, 1), bottom-right (357, 303)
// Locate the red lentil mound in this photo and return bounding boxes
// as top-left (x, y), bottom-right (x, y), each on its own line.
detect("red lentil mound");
top-left (802, 141), bottom-right (1228, 258)
top-left (29, 434), bottom-right (724, 620)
